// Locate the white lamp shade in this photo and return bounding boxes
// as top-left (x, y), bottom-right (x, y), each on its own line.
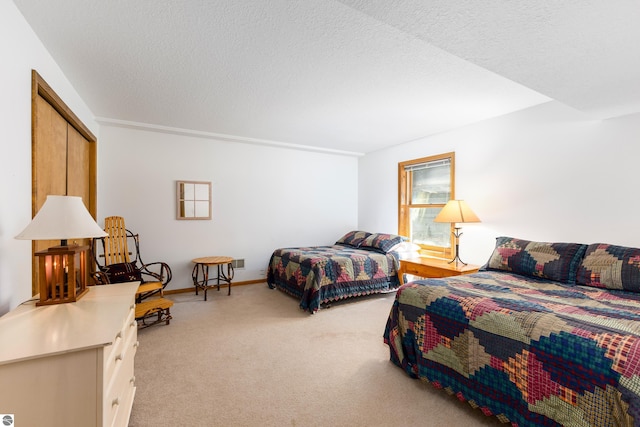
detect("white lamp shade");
top-left (434, 200), bottom-right (481, 224)
top-left (15, 195), bottom-right (108, 241)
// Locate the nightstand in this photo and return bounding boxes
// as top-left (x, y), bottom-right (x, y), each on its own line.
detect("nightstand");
top-left (398, 257), bottom-right (480, 285)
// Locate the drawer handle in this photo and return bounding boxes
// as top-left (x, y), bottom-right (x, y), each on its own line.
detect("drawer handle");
top-left (115, 353), bottom-right (123, 361)
top-left (134, 341), bottom-right (140, 348)
top-left (112, 397), bottom-right (119, 407)
top-left (115, 331), bottom-right (122, 339)
top-left (130, 320), bottom-right (137, 328)
top-left (130, 376), bottom-right (136, 385)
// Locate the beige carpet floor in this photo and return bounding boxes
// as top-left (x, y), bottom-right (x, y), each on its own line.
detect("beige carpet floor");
top-left (129, 284), bottom-right (504, 427)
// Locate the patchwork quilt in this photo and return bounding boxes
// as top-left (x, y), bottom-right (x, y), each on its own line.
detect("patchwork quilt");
top-left (267, 244), bottom-right (400, 313)
top-left (384, 270), bottom-right (640, 426)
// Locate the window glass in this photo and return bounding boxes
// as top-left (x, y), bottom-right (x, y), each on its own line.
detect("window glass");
top-left (411, 164), bottom-right (451, 204)
top-left (398, 153), bottom-right (454, 256)
top-left (410, 207), bottom-right (451, 247)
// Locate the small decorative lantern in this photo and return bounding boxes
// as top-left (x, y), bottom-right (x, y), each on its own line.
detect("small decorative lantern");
top-left (35, 244), bottom-right (90, 306)
top-left (16, 195), bottom-right (108, 305)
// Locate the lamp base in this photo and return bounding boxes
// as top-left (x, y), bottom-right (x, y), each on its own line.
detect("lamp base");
top-left (447, 227), bottom-right (467, 266)
top-left (447, 253), bottom-right (467, 266)
top-left (36, 287), bottom-right (89, 306)
top-left (35, 244), bottom-right (90, 306)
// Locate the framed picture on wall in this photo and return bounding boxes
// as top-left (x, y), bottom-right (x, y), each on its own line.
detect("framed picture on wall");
top-left (176, 180), bottom-right (211, 220)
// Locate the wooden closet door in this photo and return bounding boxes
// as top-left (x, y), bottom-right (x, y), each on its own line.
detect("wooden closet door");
top-left (34, 95), bottom-right (67, 207)
top-left (67, 124), bottom-right (94, 257)
top-left (31, 70), bottom-right (97, 295)
top-left (67, 124), bottom-right (91, 202)
top-left (33, 95), bottom-right (68, 292)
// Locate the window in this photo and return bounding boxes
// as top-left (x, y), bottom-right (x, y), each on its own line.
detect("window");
top-left (398, 152), bottom-right (455, 257)
top-left (176, 181), bottom-right (212, 220)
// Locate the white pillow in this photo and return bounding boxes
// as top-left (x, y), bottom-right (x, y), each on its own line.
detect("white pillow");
top-left (389, 241), bottom-right (421, 253)
top-left (389, 241), bottom-right (421, 259)
top-left (398, 251), bottom-right (421, 260)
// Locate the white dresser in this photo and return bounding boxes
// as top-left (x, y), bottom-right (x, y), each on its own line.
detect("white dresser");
top-left (0, 282), bottom-right (139, 427)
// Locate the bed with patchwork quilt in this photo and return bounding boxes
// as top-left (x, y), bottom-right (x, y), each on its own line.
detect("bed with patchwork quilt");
top-left (384, 236), bottom-right (640, 426)
top-left (267, 231), bottom-right (404, 313)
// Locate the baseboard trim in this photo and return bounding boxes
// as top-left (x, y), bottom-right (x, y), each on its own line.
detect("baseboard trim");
top-left (164, 278), bottom-right (266, 295)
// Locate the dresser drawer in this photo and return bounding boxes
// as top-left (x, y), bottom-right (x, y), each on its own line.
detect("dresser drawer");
top-left (399, 259), bottom-right (480, 284)
top-left (104, 304), bottom-right (136, 383)
top-left (403, 263), bottom-right (450, 278)
top-left (111, 377), bottom-right (136, 427)
top-left (103, 326), bottom-right (137, 427)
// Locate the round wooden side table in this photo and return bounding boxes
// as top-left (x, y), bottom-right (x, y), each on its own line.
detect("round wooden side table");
top-left (191, 256), bottom-right (235, 301)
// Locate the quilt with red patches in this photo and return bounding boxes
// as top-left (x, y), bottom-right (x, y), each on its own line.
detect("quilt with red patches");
top-left (267, 244), bottom-right (399, 313)
top-left (384, 270), bottom-right (640, 426)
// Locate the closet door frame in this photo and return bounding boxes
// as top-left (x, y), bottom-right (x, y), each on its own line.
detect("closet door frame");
top-left (30, 70), bottom-right (98, 295)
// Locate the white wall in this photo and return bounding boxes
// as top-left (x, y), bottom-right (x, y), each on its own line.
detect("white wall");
top-left (0, 1), bottom-right (99, 313)
top-left (6, 0), bottom-right (640, 309)
top-left (359, 101), bottom-right (640, 266)
top-left (97, 125), bottom-right (359, 291)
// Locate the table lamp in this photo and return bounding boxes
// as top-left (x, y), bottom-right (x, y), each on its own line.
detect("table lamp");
top-left (434, 200), bottom-right (480, 265)
top-left (16, 195), bottom-right (108, 305)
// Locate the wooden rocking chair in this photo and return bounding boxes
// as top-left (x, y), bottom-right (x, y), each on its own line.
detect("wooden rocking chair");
top-left (92, 216), bottom-right (173, 328)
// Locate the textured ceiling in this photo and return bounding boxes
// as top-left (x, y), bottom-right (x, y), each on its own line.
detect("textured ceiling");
top-left (340, 0), bottom-right (640, 120)
top-left (12, 1), bottom-right (639, 155)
